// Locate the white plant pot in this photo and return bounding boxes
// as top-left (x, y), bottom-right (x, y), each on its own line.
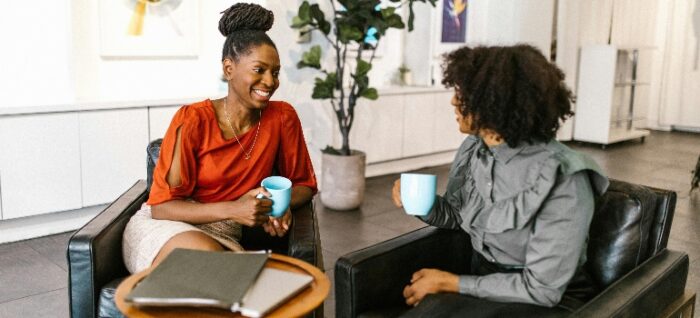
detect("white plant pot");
top-left (320, 150), bottom-right (366, 210)
top-left (401, 71), bottom-right (413, 86)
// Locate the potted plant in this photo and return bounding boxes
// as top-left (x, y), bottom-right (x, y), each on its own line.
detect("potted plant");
top-left (291, 0), bottom-right (435, 210)
top-left (398, 64), bottom-right (413, 86)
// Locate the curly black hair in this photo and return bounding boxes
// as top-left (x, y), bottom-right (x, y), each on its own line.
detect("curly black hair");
top-left (441, 45), bottom-right (574, 147)
top-left (219, 3), bottom-right (276, 61)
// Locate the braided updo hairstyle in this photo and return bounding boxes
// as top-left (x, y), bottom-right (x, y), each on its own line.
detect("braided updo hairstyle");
top-left (441, 45), bottom-right (574, 147)
top-left (219, 3), bottom-right (276, 62)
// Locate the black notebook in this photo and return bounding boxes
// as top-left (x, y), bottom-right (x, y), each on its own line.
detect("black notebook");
top-left (125, 248), bottom-right (268, 310)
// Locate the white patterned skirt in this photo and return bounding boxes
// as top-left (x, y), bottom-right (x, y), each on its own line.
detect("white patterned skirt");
top-left (122, 204), bottom-right (244, 273)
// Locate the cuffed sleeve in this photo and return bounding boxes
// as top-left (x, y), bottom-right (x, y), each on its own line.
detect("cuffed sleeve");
top-left (420, 195), bottom-right (463, 230)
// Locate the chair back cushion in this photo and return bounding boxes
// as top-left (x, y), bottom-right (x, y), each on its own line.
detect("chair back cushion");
top-left (146, 138), bottom-right (162, 192)
top-left (585, 180), bottom-right (672, 289)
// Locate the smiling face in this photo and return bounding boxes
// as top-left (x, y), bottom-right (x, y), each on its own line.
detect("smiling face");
top-left (223, 44), bottom-right (280, 110)
top-left (451, 90), bottom-right (475, 134)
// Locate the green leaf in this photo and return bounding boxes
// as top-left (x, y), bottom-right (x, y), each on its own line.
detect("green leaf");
top-left (309, 4), bottom-right (331, 35)
top-left (386, 14), bottom-right (404, 29)
top-left (291, 16), bottom-right (307, 29)
top-left (354, 74), bottom-right (369, 93)
top-left (356, 59), bottom-right (371, 76)
top-left (312, 80), bottom-right (333, 99)
top-left (338, 23), bottom-right (364, 43)
top-left (321, 145), bottom-right (342, 155)
top-left (361, 87), bottom-right (378, 100)
top-left (297, 45), bottom-right (322, 69)
top-left (319, 20), bottom-right (331, 35)
top-left (380, 7), bottom-right (396, 19)
top-left (312, 72), bottom-right (336, 99)
top-left (299, 1), bottom-right (311, 21)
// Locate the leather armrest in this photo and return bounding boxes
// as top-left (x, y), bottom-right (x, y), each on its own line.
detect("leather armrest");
top-left (334, 227), bottom-right (471, 318)
top-left (572, 249), bottom-right (689, 318)
top-left (67, 181), bottom-right (148, 318)
top-left (288, 200), bottom-right (322, 268)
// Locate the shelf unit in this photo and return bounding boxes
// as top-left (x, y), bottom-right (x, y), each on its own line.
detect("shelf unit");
top-left (574, 45), bottom-right (651, 146)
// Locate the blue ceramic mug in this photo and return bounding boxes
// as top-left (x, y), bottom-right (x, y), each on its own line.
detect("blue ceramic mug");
top-left (400, 173), bottom-right (437, 216)
top-left (258, 176), bottom-right (292, 217)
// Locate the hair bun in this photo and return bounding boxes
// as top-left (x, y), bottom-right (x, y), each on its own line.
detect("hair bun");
top-left (219, 3), bottom-right (274, 37)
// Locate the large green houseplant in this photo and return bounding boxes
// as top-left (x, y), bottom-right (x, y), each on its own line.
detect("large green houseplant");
top-left (291, 0), bottom-right (435, 209)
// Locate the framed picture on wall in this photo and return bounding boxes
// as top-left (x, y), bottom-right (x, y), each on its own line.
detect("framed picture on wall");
top-left (441, 0), bottom-right (468, 43)
top-left (98, 0), bottom-right (199, 57)
top-left (431, 0), bottom-right (470, 58)
top-left (430, 0), bottom-right (470, 83)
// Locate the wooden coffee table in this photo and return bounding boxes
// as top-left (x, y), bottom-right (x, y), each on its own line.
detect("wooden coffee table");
top-left (115, 253), bottom-right (329, 317)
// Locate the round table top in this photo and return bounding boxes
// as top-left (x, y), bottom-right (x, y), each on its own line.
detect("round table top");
top-left (114, 253), bottom-right (330, 318)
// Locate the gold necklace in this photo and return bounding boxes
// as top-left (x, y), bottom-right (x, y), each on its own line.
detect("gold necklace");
top-left (223, 98), bottom-right (261, 160)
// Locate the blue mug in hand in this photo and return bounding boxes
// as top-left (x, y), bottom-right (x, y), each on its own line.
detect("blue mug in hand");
top-left (400, 173), bottom-right (437, 216)
top-left (258, 176), bottom-right (292, 217)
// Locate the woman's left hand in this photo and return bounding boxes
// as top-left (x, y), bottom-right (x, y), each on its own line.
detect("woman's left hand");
top-left (403, 268), bottom-right (459, 306)
top-left (262, 208), bottom-right (292, 237)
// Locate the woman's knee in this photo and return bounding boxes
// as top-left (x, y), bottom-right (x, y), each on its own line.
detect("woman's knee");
top-left (153, 231), bottom-right (224, 266)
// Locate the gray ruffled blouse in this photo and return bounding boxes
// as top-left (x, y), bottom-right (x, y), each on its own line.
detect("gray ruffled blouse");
top-left (421, 135), bottom-right (609, 307)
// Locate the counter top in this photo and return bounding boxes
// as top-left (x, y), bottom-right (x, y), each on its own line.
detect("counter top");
top-left (0, 86), bottom-right (449, 117)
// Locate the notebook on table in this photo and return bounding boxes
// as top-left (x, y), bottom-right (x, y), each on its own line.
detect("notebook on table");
top-left (125, 248), bottom-right (313, 317)
top-left (239, 267), bottom-right (314, 317)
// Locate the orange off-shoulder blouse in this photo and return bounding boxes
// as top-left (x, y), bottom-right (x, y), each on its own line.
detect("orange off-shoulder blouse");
top-left (147, 99), bottom-right (317, 205)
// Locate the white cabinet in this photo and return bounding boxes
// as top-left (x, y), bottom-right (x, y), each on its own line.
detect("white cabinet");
top-left (574, 45), bottom-right (650, 145)
top-left (149, 106), bottom-right (181, 141)
top-left (79, 109), bottom-right (149, 206)
top-left (431, 91), bottom-right (464, 152)
top-left (349, 95), bottom-right (405, 163)
top-left (403, 93), bottom-right (435, 157)
top-left (341, 88), bottom-right (464, 165)
top-left (0, 113), bottom-right (82, 219)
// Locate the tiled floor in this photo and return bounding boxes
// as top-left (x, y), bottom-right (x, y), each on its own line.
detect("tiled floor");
top-left (0, 130), bottom-right (698, 317)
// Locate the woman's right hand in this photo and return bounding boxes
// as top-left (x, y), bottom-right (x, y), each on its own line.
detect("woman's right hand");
top-left (392, 179), bottom-right (403, 208)
top-left (227, 187), bottom-right (271, 226)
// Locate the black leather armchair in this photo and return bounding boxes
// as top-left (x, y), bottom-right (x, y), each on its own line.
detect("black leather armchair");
top-left (335, 180), bottom-right (696, 317)
top-left (67, 139), bottom-right (323, 318)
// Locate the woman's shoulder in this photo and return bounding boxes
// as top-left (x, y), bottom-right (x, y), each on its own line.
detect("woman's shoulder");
top-left (457, 135), bottom-right (480, 154)
top-left (172, 99), bottom-right (215, 125)
top-left (543, 141), bottom-right (599, 173)
top-left (267, 100), bottom-right (297, 115)
top-left (542, 140), bottom-right (609, 194)
top-left (265, 101), bottom-right (302, 123)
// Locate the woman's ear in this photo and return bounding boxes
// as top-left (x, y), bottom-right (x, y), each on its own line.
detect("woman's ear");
top-left (222, 58), bottom-right (235, 81)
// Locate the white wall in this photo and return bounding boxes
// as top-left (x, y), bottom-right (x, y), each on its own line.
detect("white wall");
top-left (649, 0), bottom-right (700, 130)
top-left (1, 0), bottom-right (562, 169)
top-left (407, 0), bottom-right (555, 85)
top-left (0, 0), bottom-right (74, 108)
top-left (70, 0), bottom-right (245, 103)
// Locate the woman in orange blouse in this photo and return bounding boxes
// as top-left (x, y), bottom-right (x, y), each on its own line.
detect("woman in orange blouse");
top-left (122, 3), bottom-right (317, 273)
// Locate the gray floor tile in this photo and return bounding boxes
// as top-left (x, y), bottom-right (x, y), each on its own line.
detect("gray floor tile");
top-left (0, 243), bottom-right (66, 303)
top-left (318, 213), bottom-right (404, 256)
top-left (322, 249), bottom-right (340, 272)
top-left (24, 233), bottom-right (72, 271)
top-left (0, 288), bottom-right (68, 318)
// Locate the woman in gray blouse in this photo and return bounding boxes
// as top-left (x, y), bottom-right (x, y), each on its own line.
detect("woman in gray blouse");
top-left (391, 45), bottom-right (609, 314)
